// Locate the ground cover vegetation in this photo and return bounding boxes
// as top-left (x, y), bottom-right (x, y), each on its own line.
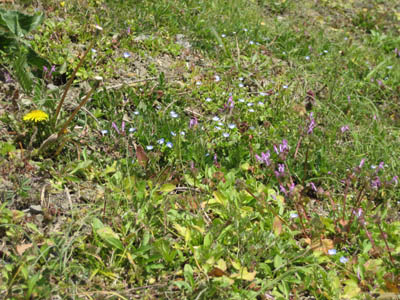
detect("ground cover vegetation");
top-left (0, 0), bottom-right (400, 299)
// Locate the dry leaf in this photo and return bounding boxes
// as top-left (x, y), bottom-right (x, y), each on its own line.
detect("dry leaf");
top-left (208, 267), bottom-right (225, 277)
top-left (134, 143), bottom-right (148, 168)
top-left (273, 216), bottom-right (283, 236)
top-left (16, 243), bottom-right (33, 255)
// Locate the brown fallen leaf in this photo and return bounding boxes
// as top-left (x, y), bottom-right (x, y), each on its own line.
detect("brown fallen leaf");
top-left (208, 267), bottom-right (225, 277)
top-left (133, 143), bottom-right (148, 168)
top-left (16, 243), bottom-right (33, 256)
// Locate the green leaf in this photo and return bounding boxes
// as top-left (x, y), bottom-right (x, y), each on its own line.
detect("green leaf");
top-left (13, 51), bottom-right (33, 94)
top-left (92, 218), bottom-right (123, 251)
top-left (0, 9), bottom-right (44, 37)
top-left (159, 183), bottom-right (176, 193)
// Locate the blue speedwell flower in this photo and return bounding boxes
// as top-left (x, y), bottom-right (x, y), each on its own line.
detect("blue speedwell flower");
top-left (170, 111), bottom-right (178, 118)
top-left (166, 142), bottom-right (173, 148)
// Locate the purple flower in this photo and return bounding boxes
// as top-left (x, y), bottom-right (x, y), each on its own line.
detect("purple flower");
top-left (189, 117), bottom-right (198, 129)
top-left (341, 125), bottom-right (349, 133)
top-left (280, 185), bottom-right (287, 195)
top-left (391, 176), bottom-right (398, 185)
top-left (359, 159), bottom-right (366, 169)
top-left (227, 96), bottom-right (234, 109)
top-left (274, 139), bottom-right (289, 155)
top-left (121, 121), bottom-right (125, 132)
top-left (255, 151), bottom-right (271, 166)
top-left (307, 112), bottom-right (316, 134)
top-left (279, 139), bottom-right (289, 152)
top-left (310, 182), bottom-right (317, 192)
top-left (127, 27), bottom-right (131, 34)
top-left (112, 122), bottom-right (120, 134)
top-left (378, 162), bottom-right (384, 170)
top-left (275, 164), bottom-right (285, 177)
top-left (371, 176), bottom-right (381, 189)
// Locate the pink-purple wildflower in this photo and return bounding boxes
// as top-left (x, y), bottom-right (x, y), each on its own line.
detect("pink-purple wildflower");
top-left (255, 150), bottom-right (271, 166)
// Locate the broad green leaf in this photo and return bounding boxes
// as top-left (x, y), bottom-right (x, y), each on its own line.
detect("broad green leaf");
top-left (174, 223), bottom-right (191, 243)
top-left (92, 218), bottom-right (123, 251)
top-left (274, 255), bottom-right (283, 269)
top-left (212, 191), bottom-right (228, 206)
top-left (343, 279), bottom-right (361, 298)
top-left (13, 52), bottom-right (33, 94)
top-left (159, 183), bottom-right (176, 193)
top-left (97, 227), bottom-right (123, 251)
top-left (231, 267), bottom-right (256, 281)
top-left (0, 9), bottom-right (44, 37)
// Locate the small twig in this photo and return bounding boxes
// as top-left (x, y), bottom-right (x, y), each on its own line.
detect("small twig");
top-left (65, 187), bottom-right (73, 212)
top-left (376, 221), bottom-right (395, 265)
top-left (105, 75), bottom-right (178, 90)
top-left (27, 126), bottom-right (38, 150)
top-left (57, 81), bottom-right (100, 137)
top-left (55, 39), bottom-right (95, 123)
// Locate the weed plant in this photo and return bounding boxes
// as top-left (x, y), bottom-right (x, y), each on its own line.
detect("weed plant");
top-left (0, 0), bottom-right (399, 299)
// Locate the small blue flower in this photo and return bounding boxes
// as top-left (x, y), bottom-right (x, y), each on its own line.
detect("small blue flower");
top-left (166, 142), bottom-right (173, 148)
top-left (258, 101), bottom-right (264, 106)
top-left (238, 83), bottom-right (244, 88)
top-left (129, 127), bottom-right (137, 133)
top-left (217, 121), bottom-right (224, 126)
top-left (133, 111), bottom-right (139, 115)
top-left (228, 123), bottom-right (236, 129)
top-left (170, 111), bottom-right (178, 118)
top-left (221, 34), bottom-right (226, 38)
top-left (215, 75), bottom-right (220, 82)
top-left (283, 85), bottom-right (288, 89)
top-left (101, 129), bottom-right (108, 135)
top-left (247, 102), bottom-right (254, 107)
top-left (239, 77), bottom-right (244, 81)
top-left (215, 126), bottom-right (222, 131)
top-left (206, 97), bottom-right (212, 102)
top-left (196, 81), bottom-right (202, 86)
top-left (222, 132), bottom-right (230, 138)
top-left (157, 138), bottom-right (165, 144)
top-left (171, 131), bottom-right (176, 136)
top-left (328, 249), bottom-right (337, 255)
top-left (238, 98), bottom-right (245, 103)
top-left (146, 145), bottom-right (154, 150)
top-left (340, 256), bottom-right (348, 264)
top-left (259, 92), bottom-right (267, 96)
top-left (212, 116), bottom-right (220, 122)
top-left (290, 213), bottom-right (298, 219)
top-left (305, 56), bottom-right (310, 60)
top-left (123, 52), bottom-right (131, 58)
top-left (91, 49), bottom-right (97, 53)
top-left (248, 108), bottom-right (255, 112)
top-left (249, 41), bottom-right (254, 45)
top-left (180, 131), bottom-right (186, 136)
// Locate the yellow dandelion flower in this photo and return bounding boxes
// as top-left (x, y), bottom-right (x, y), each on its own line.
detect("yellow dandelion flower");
top-left (23, 110), bottom-right (49, 123)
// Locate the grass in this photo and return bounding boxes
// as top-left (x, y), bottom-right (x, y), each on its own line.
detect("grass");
top-left (0, 0), bottom-right (400, 299)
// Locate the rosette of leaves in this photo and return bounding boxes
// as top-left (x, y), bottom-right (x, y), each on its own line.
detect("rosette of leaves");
top-left (0, 8), bottom-right (50, 93)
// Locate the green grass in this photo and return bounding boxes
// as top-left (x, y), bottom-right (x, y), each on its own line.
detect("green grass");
top-left (0, 0), bottom-right (400, 299)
